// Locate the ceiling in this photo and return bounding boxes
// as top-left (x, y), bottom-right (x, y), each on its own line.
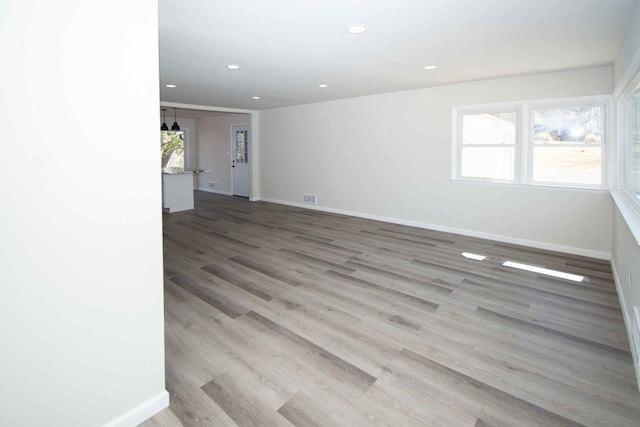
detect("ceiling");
top-left (158, 0), bottom-right (637, 111)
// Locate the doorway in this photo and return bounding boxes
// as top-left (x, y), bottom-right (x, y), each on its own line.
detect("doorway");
top-left (231, 124), bottom-right (250, 197)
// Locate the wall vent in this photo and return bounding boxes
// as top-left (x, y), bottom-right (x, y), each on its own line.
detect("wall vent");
top-left (208, 182), bottom-right (215, 188)
top-left (303, 194), bottom-right (317, 204)
top-left (633, 306), bottom-right (640, 371)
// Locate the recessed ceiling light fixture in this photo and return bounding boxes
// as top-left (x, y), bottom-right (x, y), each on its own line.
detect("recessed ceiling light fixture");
top-left (252, 96), bottom-right (261, 100)
top-left (165, 84), bottom-right (177, 88)
top-left (226, 64), bottom-right (241, 70)
top-left (423, 65), bottom-right (437, 70)
top-left (318, 84), bottom-right (328, 88)
top-left (347, 25), bottom-right (366, 34)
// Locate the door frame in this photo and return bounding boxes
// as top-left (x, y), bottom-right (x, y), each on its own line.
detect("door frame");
top-left (159, 102), bottom-right (258, 200)
top-left (230, 123), bottom-right (250, 197)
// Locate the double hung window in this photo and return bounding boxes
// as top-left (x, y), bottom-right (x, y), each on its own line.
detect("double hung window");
top-left (453, 97), bottom-right (607, 188)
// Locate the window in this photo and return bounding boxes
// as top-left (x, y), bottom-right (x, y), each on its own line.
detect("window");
top-left (623, 86), bottom-right (640, 201)
top-left (455, 109), bottom-right (518, 182)
top-left (452, 97), bottom-right (608, 188)
top-left (531, 105), bottom-right (603, 186)
top-left (235, 129), bottom-right (248, 163)
top-left (161, 130), bottom-right (185, 172)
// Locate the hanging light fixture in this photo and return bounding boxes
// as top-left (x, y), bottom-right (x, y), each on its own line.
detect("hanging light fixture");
top-left (171, 108), bottom-right (180, 131)
top-left (160, 108), bottom-right (169, 131)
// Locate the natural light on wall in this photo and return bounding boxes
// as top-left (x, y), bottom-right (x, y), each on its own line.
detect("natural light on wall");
top-left (502, 261), bottom-right (584, 282)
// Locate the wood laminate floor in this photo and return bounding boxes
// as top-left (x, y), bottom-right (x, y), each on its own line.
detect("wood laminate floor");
top-left (144, 191), bottom-right (640, 426)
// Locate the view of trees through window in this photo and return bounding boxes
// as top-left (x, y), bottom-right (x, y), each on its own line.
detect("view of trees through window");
top-left (161, 131), bottom-right (184, 171)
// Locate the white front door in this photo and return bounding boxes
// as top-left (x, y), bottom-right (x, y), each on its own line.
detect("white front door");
top-left (231, 124), bottom-right (250, 197)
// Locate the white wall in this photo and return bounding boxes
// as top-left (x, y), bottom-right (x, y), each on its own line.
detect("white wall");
top-left (196, 113), bottom-right (250, 194)
top-left (614, 1), bottom-right (640, 87)
top-left (0, 1), bottom-right (167, 426)
top-left (259, 66), bottom-right (613, 257)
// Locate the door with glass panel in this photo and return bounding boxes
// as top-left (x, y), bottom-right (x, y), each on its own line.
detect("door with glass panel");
top-left (231, 124), bottom-right (250, 197)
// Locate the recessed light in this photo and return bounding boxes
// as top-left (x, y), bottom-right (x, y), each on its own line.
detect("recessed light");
top-left (226, 64), bottom-right (241, 70)
top-left (252, 96), bottom-right (261, 100)
top-left (347, 25), bottom-right (366, 34)
top-left (423, 65), bottom-right (437, 70)
top-left (318, 84), bottom-right (328, 88)
top-left (165, 84), bottom-right (177, 88)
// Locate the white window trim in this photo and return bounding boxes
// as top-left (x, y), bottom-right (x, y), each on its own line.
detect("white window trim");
top-left (613, 57), bottom-right (640, 245)
top-left (452, 95), bottom-right (612, 190)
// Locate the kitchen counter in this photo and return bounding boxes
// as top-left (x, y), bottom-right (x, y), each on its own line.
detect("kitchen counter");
top-left (162, 171), bottom-right (194, 212)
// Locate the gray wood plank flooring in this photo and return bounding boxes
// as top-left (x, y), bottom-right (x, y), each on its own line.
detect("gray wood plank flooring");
top-left (147, 191), bottom-right (640, 426)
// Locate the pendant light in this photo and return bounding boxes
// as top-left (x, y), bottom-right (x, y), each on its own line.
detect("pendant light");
top-left (171, 108), bottom-right (180, 131)
top-left (160, 108), bottom-right (169, 131)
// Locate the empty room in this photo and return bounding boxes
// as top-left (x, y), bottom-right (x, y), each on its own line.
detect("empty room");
top-left (3, 1), bottom-right (640, 426)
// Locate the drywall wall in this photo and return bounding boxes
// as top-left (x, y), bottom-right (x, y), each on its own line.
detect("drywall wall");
top-left (614, 1), bottom-right (640, 87)
top-left (0, 1), bottom-right (167, 426)
top-left (196, 113), bottom-right (250, 194)
top-left (259, 66), bottom-right (613, 257)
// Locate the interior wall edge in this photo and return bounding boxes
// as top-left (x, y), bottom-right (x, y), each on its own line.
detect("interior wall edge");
top-left (103, 391), bottom-right (169, 427)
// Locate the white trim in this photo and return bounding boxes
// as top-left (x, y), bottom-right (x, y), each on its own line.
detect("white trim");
top-left (160, 101), bottom-right (255, 115)
top-left (103, 390), bottom-right (169, 427)
top-left (451, 177), bottom-right (610, 194)
top-left (611, 190), bottom-right (640, 245)
top-left (197, 187), bottom-right (233, 196)
top-left (452, 95), bottom-right (611, 189)
top-left (610, 258), bottom-right (640, 393)
top-left (614, 40), bottom-right (640, 97)
top-left (256, 197), bottom-right (610, 260)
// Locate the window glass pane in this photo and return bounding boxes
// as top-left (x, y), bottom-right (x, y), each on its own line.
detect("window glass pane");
top-left (532, 146), bottom-right (601, 185)
top-left (236, 131), bottom-right (247, 163)
top-left (461, 146), bottom-right (515, 180)
top-left (533, 106), bottom-right (602, 144)
top-left (462, 112), bottom-right (516, 145)
top-left (624, 90), bottom-right (640, 196)
top-left (161, 131), bottom-right (184, 170)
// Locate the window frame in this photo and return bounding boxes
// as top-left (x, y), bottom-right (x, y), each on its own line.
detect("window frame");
top-left (452, 95), bottom-right (611, 190)
top-left (527, 100), bottom-right (607, 188)
top-left (614, 72), bottom-right (640, 244)
top-left (452, 104), bottom-right (522, 184)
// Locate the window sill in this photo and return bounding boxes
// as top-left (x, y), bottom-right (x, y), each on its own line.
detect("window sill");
top-left (610, 189), bottom-right (640, 246)
top-left (452, 178), bottom-right (608, 194)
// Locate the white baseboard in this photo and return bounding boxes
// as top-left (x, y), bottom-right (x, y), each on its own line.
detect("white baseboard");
top-left (257, 197), bottom-right (610, 260)
top-left (104, 390), bottom-right (169, 427)
top-left (611, 259), bottom-right (640, 393)
top-left (197, 187), bottom-right (232, 196)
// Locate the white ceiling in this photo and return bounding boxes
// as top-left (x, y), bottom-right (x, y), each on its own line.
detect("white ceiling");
top-left (158, 0), bottom-right (637, 111)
